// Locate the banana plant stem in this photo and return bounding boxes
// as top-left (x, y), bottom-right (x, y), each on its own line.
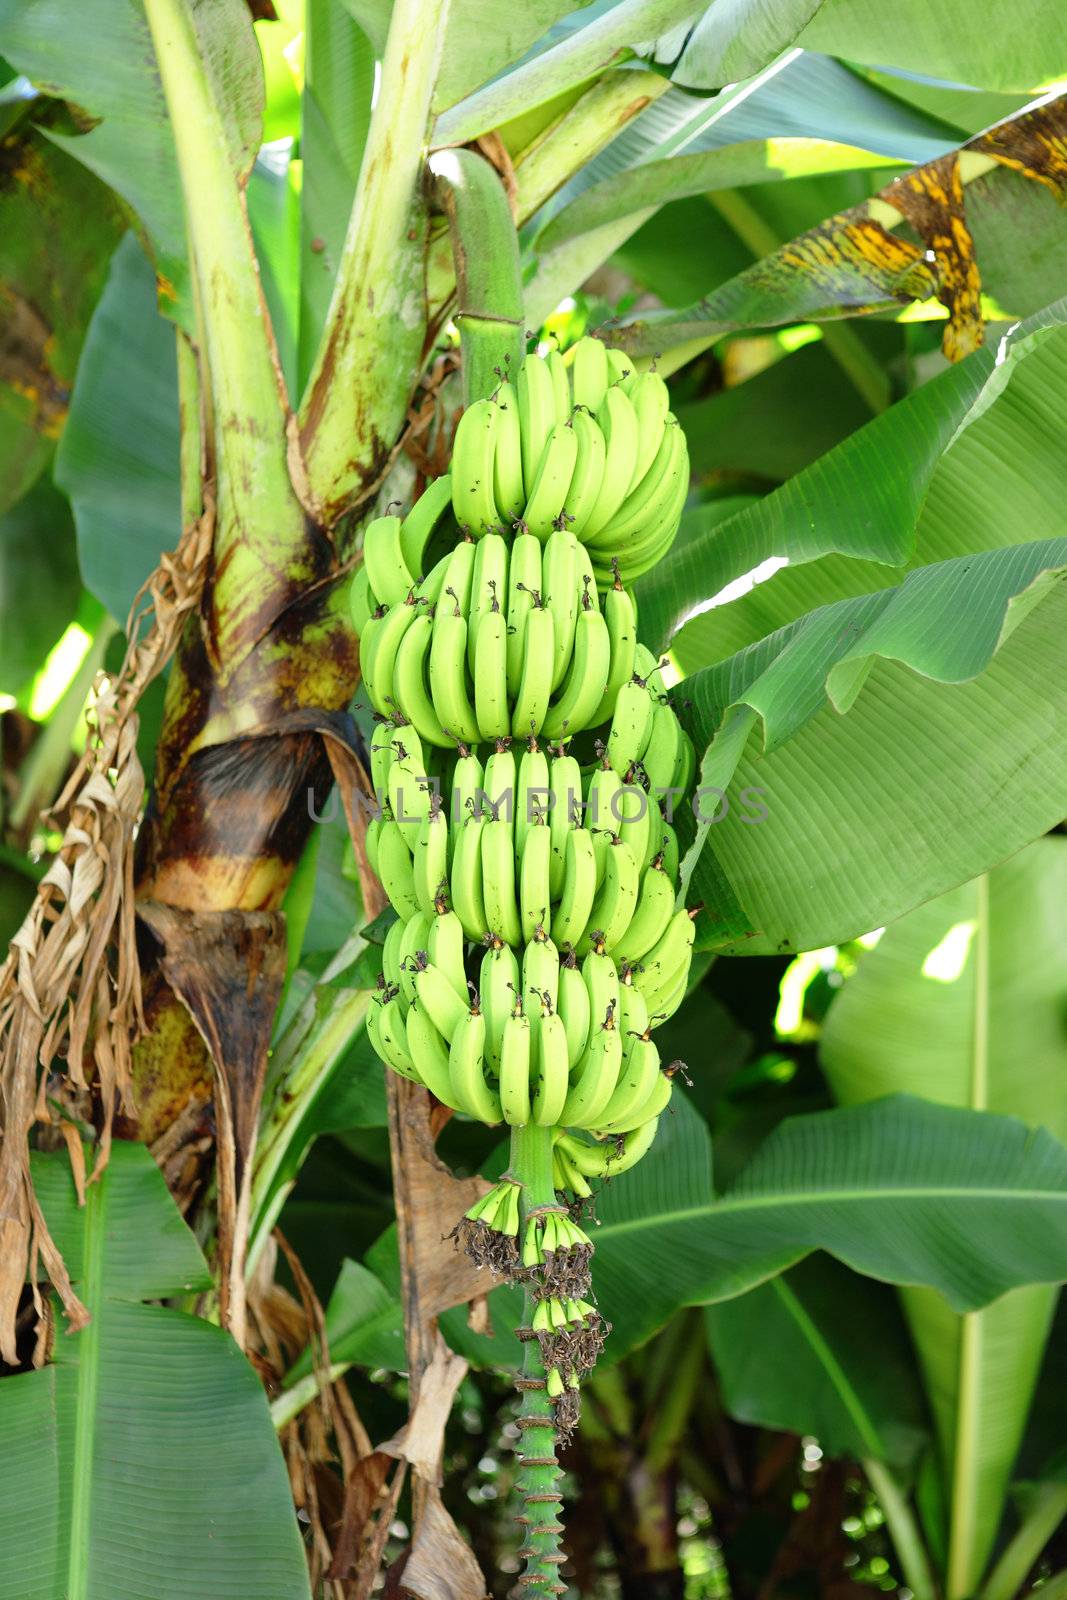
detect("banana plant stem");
top-left (510, 1123), bottom-right (568, 1596)
top-left (863, 1457), bottom-right (937, 1600)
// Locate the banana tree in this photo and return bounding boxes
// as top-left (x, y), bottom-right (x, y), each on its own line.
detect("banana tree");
top-left (2, 1), bottom-right (1067, 1596)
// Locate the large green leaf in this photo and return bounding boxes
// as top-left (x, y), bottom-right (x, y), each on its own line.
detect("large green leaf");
top-left (297, 0), bottom-right (374, 388)
top-left (673, 538), bottom-right (1067, 952)
top-left (454, 1093), bottom-right (1067, 1371)
top-left (797, 0), bottom-right (1067, 93)
top-left (0, 1143), bottom-right (311, 1600)
top-left (647, 302), bottom-right (1067, 670)
top-left (0, 0), bottom-right (190, 321)
top-left (706, 1255), bottom-right (928, 1468)
top-left (54, 234), bottom-right (180, 625)
top-left (0, 120), bottom-right (124, 514)
top-left (0, 476), bottom-right (81, 700)
top-left (821, 842), bottom-right (1067, 1595)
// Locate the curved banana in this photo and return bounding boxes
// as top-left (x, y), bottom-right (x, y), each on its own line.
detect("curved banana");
top-left (480, 939), bottom-right (520, 1073)
top-left (400, 473), bottom-right (453, 577)
top-left (633, 908), bottom-right (696, 1015)
top-left (481, 816), bottom-right (522, 947)
top-left (517, 354), bottom-right (558, 498)
top-left (448, 746), bottom-right (485, 845)
top-left (586, 756), bottom-right (623, 879)
top-left (641, 697), bottom-right (684, 795)
top-left (606, 347), bottom-right (636, 392)
top-left (450, 812), bottom-right (488, 943)
top-left (570, 336), bottom-right (609, 414)
top-left (616, 774), bottom-right (651, 876)
top-left (542, 602), bottom-right (611, 740)
top-left (606, 678), bottom-right (655, 778)
top-left (393, 612), bottom-right (451, 748)
top-left (596, 1063), bottom-right (672, 1134)
top-left (541, 529), bottom-right (579, 693)
top-left (360, 594), bottom-right (422, 718)
top-left (364, 514), bottom-right (416, 606)
top-left (550, 827), bottom-right (597, 950)
top-left (413, 956), bottom-right (467, 1043)
top-left (522, 932), bottom-right (560, 1018)
top-left (558, 1116), bottom-right (660, 1177)
top-left (449, 1005), bottom-right (503, 1124)
top-left (594, 1029), bottom-right (660, 1129)
top-left (367, 993), bottom-right (422, 1082)
top-left (591, 574), bottom-right (637, 727)
top-left (427, 909), bottom-right (468, 1002)
top-left (398, 910), bottom-right (431, 1003)
top-left (546, 347), bottom-right (572, 424)
top-left (406, 998), bottom-right (459, 1106)
top-left (628, 371), bottom-right (670, 490)
top-left (387, 729), bottom-right (430, 850)
top-left (493, 388), bottom-right (525, 525)
top-left (451, 398), bottom-right (501, 536)
top-left (577, 836), bottom-right (639, 955)
top-left (564, 407), bottom-right (606, 538)
top-left (581, 947), bottom-right (621, 1047)
top-left (473, 603), bottom-right (509, 742)
top-left (510, 600), bottom-right (554, 738)
top-left (515, 741), bottom-right (550, 863)
top-left (523, 420), bottom-right (578, 541)
top-left (382, 917), bottom-right (405, 990)
top-left (584, 386), bottom-right (639, 539)
top-left (350, 566), bottom-right (373, 634)
top-left (532, 1010), bottom-right (570, 1127)
top-left (614, 855), bottom-right (675, 965)
top-left (548, 750), bottom-right (583, 899)
top-left (429, 601), bottom-right (480, 747)
top-left (520, 821), bottom-right (553, 944)
top-left (376, 817), bottom-right (420, 920)
top-left (557, 951), bottom-right (591, 1069)
top-left (559, 1010), bottom-right (623, 1128)
top-left (483, 742), bottom-right (517, 841)
top-left (467, 532), bottom-right (507, 675)
top-left (413, 801), bottom-right (449, 917)
top-left (505, 532), bottom-right (542, 699)
top-left (499, 1008), bottom-right (533, 1126)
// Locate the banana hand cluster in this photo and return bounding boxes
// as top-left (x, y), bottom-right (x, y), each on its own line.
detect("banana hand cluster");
top-left (370, 911), bottom-right (694, 1143)
top-left (350, 474), bottom-right (457, 633)
top-left (357, 525), bottom-right (636, 747)
top-left (449, 339), bottom-right (689, 584)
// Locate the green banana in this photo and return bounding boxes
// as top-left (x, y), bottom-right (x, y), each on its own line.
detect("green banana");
top-left (360, 593), bottom-right (422, 718)
top-left (363, 514), bottom-right (416, 606)
top-left (633, 908), bottom-right (696, 1015)
top-left (628, 371), bottom-right (670, 490)
top-left (387, 728), bottom-right (430, 849)
top-left (591, 572), bottom-right (637, 726)
top-left (450, 811), bottom-right (488, 942)
top-left (523, 419), bottom-right (578, 541)
top-left (614, 854), bottom-right (675, 965)
top-left (499, 1008), bottom-right (533, 1126)
top-left (510, 599), bottom-right (554, 738)
top-left (570, 336), bottom-right (609, 414)
top-left (522, 931), bottom-right (560, 1017)
top-left (577, 836), bottom-right (639, 955)
top-left (429, 599), bottom-right (480, 747)
top-left (596, 1063), bottom-right (671, 1134)
top-left (483, 742), bottom-right (517, 840)
top-left (584, 386), bottom-right (639, 539)
top-left (394, 612), bottom-right (451, 748)
top-left (606, 678), bottom-right (654, 778)
top-left (427, 909), bottom-right (468, 1002)
top-left (377, 817), bottom-right (419, 920)
top-left (451, 397), bottom-right (502, 536)
top-left (546, 347), bottom-right (572, 424)
top-left (481, 816), bottom-right (522, 947)
top-left (467, 532), bottom-right (507, 675)
top-left (517, 353), bottom-right (557, 497)
top-left (542, 600), bottom-right (611, 740)
top-left (519, 821), bottom-right (552, 944)
top-left (367, 991), bottom-right (421, 1081)
top-left (413, 799), bottom-right (449, 917)
top-left (350, 566), bottom-right (373, 634)
top-left (413, 955), bottom-right (467, 1043)
top-left (564, 407), bottom-right (606, 538)
top-left (550, 827), bottom-right (597, 950)
top-left (515, 740), bottom-right (550, 863)
top-left (473, 602), bottom-right (509, 742)
top-left (532, 1009), bottom-right (570, 1126)
top-left (541, 529), bottom-right (579, 692)
top-left (406, 998), bottom-right (459, 1106)
top-left (400, 473), bottom-right (453, 577)
top-left (398, 910), bottom-right (431, 1002)
top-left (560, 1009), bottom-right (622, 1128)
top-left (493, 387), bottom-right (525, 524)
top-left (505, 532), bottom-right (541, 698)
top-left (557, 950), bottom-right (591, 1069)
top-left (548, 749), bottom-right (583, 899)
top-left (480, 939), bottom-right (520, 1073)
top-left (382, 917), bottom-right (404, 990)
top-left (449, 1005), bottom-right (503, 1124)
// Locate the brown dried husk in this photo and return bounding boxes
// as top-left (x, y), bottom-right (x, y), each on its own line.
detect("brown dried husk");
top-left (0, 500), bottom-right (212, 1361)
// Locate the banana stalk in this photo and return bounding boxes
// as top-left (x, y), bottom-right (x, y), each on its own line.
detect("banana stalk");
top-left (430, 147), bottom-right (525, 406)
top-left (511, 1124), bottom-right (568, 1594)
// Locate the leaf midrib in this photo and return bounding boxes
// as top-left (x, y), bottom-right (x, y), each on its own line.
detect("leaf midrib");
top-left (598, 1184), bottom-right (1067, 1239)
top-left (68, 1174), bottom-right (105, 1600)
top-left (771, 1276), bottom-right (885, 1458)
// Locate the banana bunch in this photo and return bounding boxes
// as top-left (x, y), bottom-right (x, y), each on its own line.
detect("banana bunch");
top-left (449, 338), bottom-right (689, 584)
top-left (369, 911), bottom-right (695, 1137)
top-left (356, 524), bottom-right (637, 747)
